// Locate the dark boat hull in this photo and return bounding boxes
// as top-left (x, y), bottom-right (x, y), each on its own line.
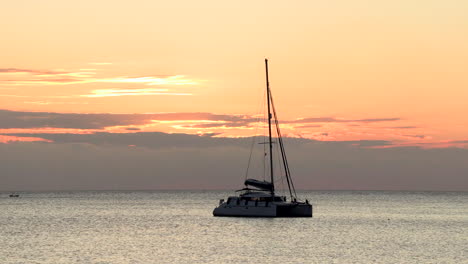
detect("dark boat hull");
top-left (276, 203), bottom-right (312, 217)
top-left (213, 202), bottom-right (312, 217)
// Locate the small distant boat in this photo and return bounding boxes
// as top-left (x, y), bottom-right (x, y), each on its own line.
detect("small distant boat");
top-left (9, 194), bottom-right (19, 198)
top-left (213, 59), bottom-right (313, 217)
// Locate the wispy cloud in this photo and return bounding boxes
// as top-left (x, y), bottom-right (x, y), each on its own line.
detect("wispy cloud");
top-left (371, 140), bottom-right (468, 149)
top-left (0, 109), bottom-right (466, 149)
top-left (388, 126), bottom-right (418, 129)
top-left (0, 68), bottom-right (67, 75)
top-left (81, 88), bottom-right (192, 97)
top-left (95, 76), bottom-right (197, 86)
top-left (0, 128), bottom-right (97, 135)
top-left (0, 94), bottom-right (31, 98)
top-left (0, 67), bottom-right (198, 86)
top-left (0, 109), bottom-right (401, 132)
top-left (0, 110), bottom-right (249, 129)
top-left (1, 75), bottom-right (197, 86)
top-left (0, 135), bottom-right (51, 143)
top-left (0, 66), bottom-right (197, 99)
top-left (294, 124), bottom-right (322, 128)
top-left (88, 62), bottom-right (113, 65)
top-left (404, 134), bottom-right (428, 139)
top-left (23, 101), bottom-right (91, 105)
top-left (0, 67), bottom-right (92, 85)
top-left (284, 117), bottom-right (400, 124)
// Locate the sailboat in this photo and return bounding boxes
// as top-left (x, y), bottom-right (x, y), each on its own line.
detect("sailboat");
top-left (213, 59), bottom-right (313, 217)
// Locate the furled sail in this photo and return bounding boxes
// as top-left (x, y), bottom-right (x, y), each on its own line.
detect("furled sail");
top-left (244, 179), bottom-right (273, 191)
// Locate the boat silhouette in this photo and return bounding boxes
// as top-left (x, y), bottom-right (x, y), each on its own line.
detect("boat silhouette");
top-left (213, 59), bottom-right (313, 217)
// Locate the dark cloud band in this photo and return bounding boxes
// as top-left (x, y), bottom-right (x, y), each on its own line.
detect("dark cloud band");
top-left (0, 109), bottom-right (400, 130)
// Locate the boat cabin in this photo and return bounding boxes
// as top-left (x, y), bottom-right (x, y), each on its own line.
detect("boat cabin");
top-left (222, 191), bottom-right (286, 206)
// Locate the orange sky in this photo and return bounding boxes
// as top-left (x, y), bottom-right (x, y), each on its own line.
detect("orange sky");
top-left (1, 0), bottom-right (467, 147)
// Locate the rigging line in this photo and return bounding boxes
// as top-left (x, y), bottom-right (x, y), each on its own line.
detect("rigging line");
top-left (274, 111), bottom-right (297, 199)
top-left (244, 86), bottom-right (266, 181)
top-left (272, 104), bottom-right (287, 194)
top-left (274, 129), bottom-right (286, 192)
top-left (269, 89), bottom-right (297, 200)
top-left (263, 140), bottom-right (266, 181)
top-left (274, 113), bottom-right (298, 199)
top-left (262, 92), bottom-right (267, 181)
top-left (272, 114), bottom-right (284, 186)
top-left (244, 129), bottom-right (257, 181)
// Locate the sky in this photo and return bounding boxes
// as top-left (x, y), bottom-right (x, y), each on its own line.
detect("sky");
top-left (1, 1), bottom-right (467, 191)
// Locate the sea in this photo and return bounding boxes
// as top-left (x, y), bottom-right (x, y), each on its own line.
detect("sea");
top-left (1, 191), bottom-right (466, 264)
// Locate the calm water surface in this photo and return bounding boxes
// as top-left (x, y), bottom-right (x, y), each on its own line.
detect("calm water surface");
top-left (1, 191), bottom-right (466, 263)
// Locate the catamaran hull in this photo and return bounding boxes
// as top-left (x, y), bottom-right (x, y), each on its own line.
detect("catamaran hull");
top-left (213, 203), bottom-right (312, 217)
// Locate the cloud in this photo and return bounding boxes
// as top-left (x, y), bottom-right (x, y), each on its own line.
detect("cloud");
top-left (0, 109), bottom-right (411, 143)
top-left (388, 126), bottom-right (418, 129)
top-left (2, 131), bottom-right (396, 151)
top-left (347, 140), bottom-right (393, 147)
top-left (81, 88), bottom-right (192, 97)
top-left (0, 66), bottom-right (197, 86)
top-left (95, 76), bottom-right (196, 86)
top-left (0, 76), bottom-right (195, 86)
top-left (451, 140), bottom-right (468, 144)
top-left (404, 134), bottom-right (427, 139)
top-left (2, 78), bottom-right (82, 85)
top-left (0, 68), bottom-right (67, 75)
top-left (0, 128), bottom-right (96, 135)
top-left (88, 62), bottom-right (113, 65)
top-left (0, 109), bottom-right (256, 129)
top-left (294, 124), bottom-right (322, 128)
top-left (0, 65), bottom-right (198, 94)
top-left (0, 94), bottom-right (30, 98)
top-left (24, 101), bottom-right (90, 105)
top-left (178, 122), bottom-right (253, 129)
top-left (0, 109), bottom-right (148, 129)
top-left (284, 117), bottom-right (400, 124)
top-left (2, 131), bottom-right (256, 149)
top-left (0, 109), bottom-right (437, 146)
top-left (0, 135), bottom-right (51, 143)
top-left (0, 109), bottom-right (403, 130)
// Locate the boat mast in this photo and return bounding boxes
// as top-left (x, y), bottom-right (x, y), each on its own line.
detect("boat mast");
top-left (265, 58), bottom-right (275, 195)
